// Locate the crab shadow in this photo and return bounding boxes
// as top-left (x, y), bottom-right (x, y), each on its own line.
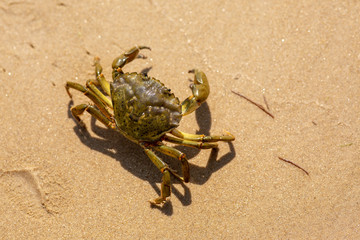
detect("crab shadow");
top-left (67, 97), bottom-right (236, 215)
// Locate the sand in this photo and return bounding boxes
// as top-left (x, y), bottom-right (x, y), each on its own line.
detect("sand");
top-left (0, 0), bottom-right (359, 239)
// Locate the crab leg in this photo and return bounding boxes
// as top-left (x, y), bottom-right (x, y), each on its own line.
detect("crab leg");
top-left (111, 46), bottom-right (151, 77)
top-left (170, 129), bottom-right (235, 142)
top-left (66, 81), bottom-right (112, 119)
top-left (141, 144), bottom-right (172, 205)
top-left (181, 69), bottom-right (210, 116)
top-left (153, 145), bottom-right (190, 182)
top-left (163, 135), bottom-right (218, 149)
top-left (69, 104), bottom-right (115, 129)
top-left (86, 80), bottom-right (113, 108)
top-left (94, 57), bottom-right (112, 96)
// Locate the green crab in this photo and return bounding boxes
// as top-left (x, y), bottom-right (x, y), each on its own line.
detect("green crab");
top-left (65, 46), bottom-right (235, 205)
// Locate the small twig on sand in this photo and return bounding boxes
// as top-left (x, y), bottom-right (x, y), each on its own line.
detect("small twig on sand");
top-left (278, 156), bottom-right (309, 176)
top-left (231, 90), bottom-right (274, 119)
top-left (263, 95), bottom-right (270, 111)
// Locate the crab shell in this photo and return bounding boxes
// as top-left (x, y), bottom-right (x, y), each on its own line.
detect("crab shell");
top-left (111, 72), bottom-right (182, 142)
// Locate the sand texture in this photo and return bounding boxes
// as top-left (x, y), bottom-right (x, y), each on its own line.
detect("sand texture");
top-left (0, 1), bottom-right (359, 239)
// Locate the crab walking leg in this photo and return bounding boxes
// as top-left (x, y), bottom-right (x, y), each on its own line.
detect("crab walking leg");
top-left (141, 145), bottom-right (172, 205)
top-left (94, 57), bottom-right (111, 96)
top-left (153, 145), bottom-right (190, 183)
top-left (171, 129), bottom-right (235, 142)
top-left (164, 135), bottom-right (218, 149)
top-left (70, 104), bottom-right (115, 129)
top-left (65, 81), bottom-right (112, 119)
top-left (181, 69), bottom-right (210, 116)
top-left (112, 46), bottom-right (151, 77)
top-left (86, 80), bottom-right (113, 108)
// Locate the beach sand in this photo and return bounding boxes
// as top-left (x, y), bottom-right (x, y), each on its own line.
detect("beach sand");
top-left (0, 1), bottom-right (359, 239)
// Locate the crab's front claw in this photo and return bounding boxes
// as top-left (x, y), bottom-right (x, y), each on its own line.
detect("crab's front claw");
top-left (112, 45), bottom-right (151, 71)
top-left (181, 69), bottom-right (210, 116)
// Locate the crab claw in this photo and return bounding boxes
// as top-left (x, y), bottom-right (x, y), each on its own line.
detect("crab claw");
top-left (112, 45), bottom-right (151, 70)
top-left (181, 69), bottom-right (210, 116)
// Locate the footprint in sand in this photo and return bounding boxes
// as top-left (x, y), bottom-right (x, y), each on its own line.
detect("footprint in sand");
top-left (0, 168), bottom-right (54, 216)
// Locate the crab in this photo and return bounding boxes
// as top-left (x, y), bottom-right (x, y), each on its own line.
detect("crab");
top-left (65, 46), bottom-right (235, 205)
